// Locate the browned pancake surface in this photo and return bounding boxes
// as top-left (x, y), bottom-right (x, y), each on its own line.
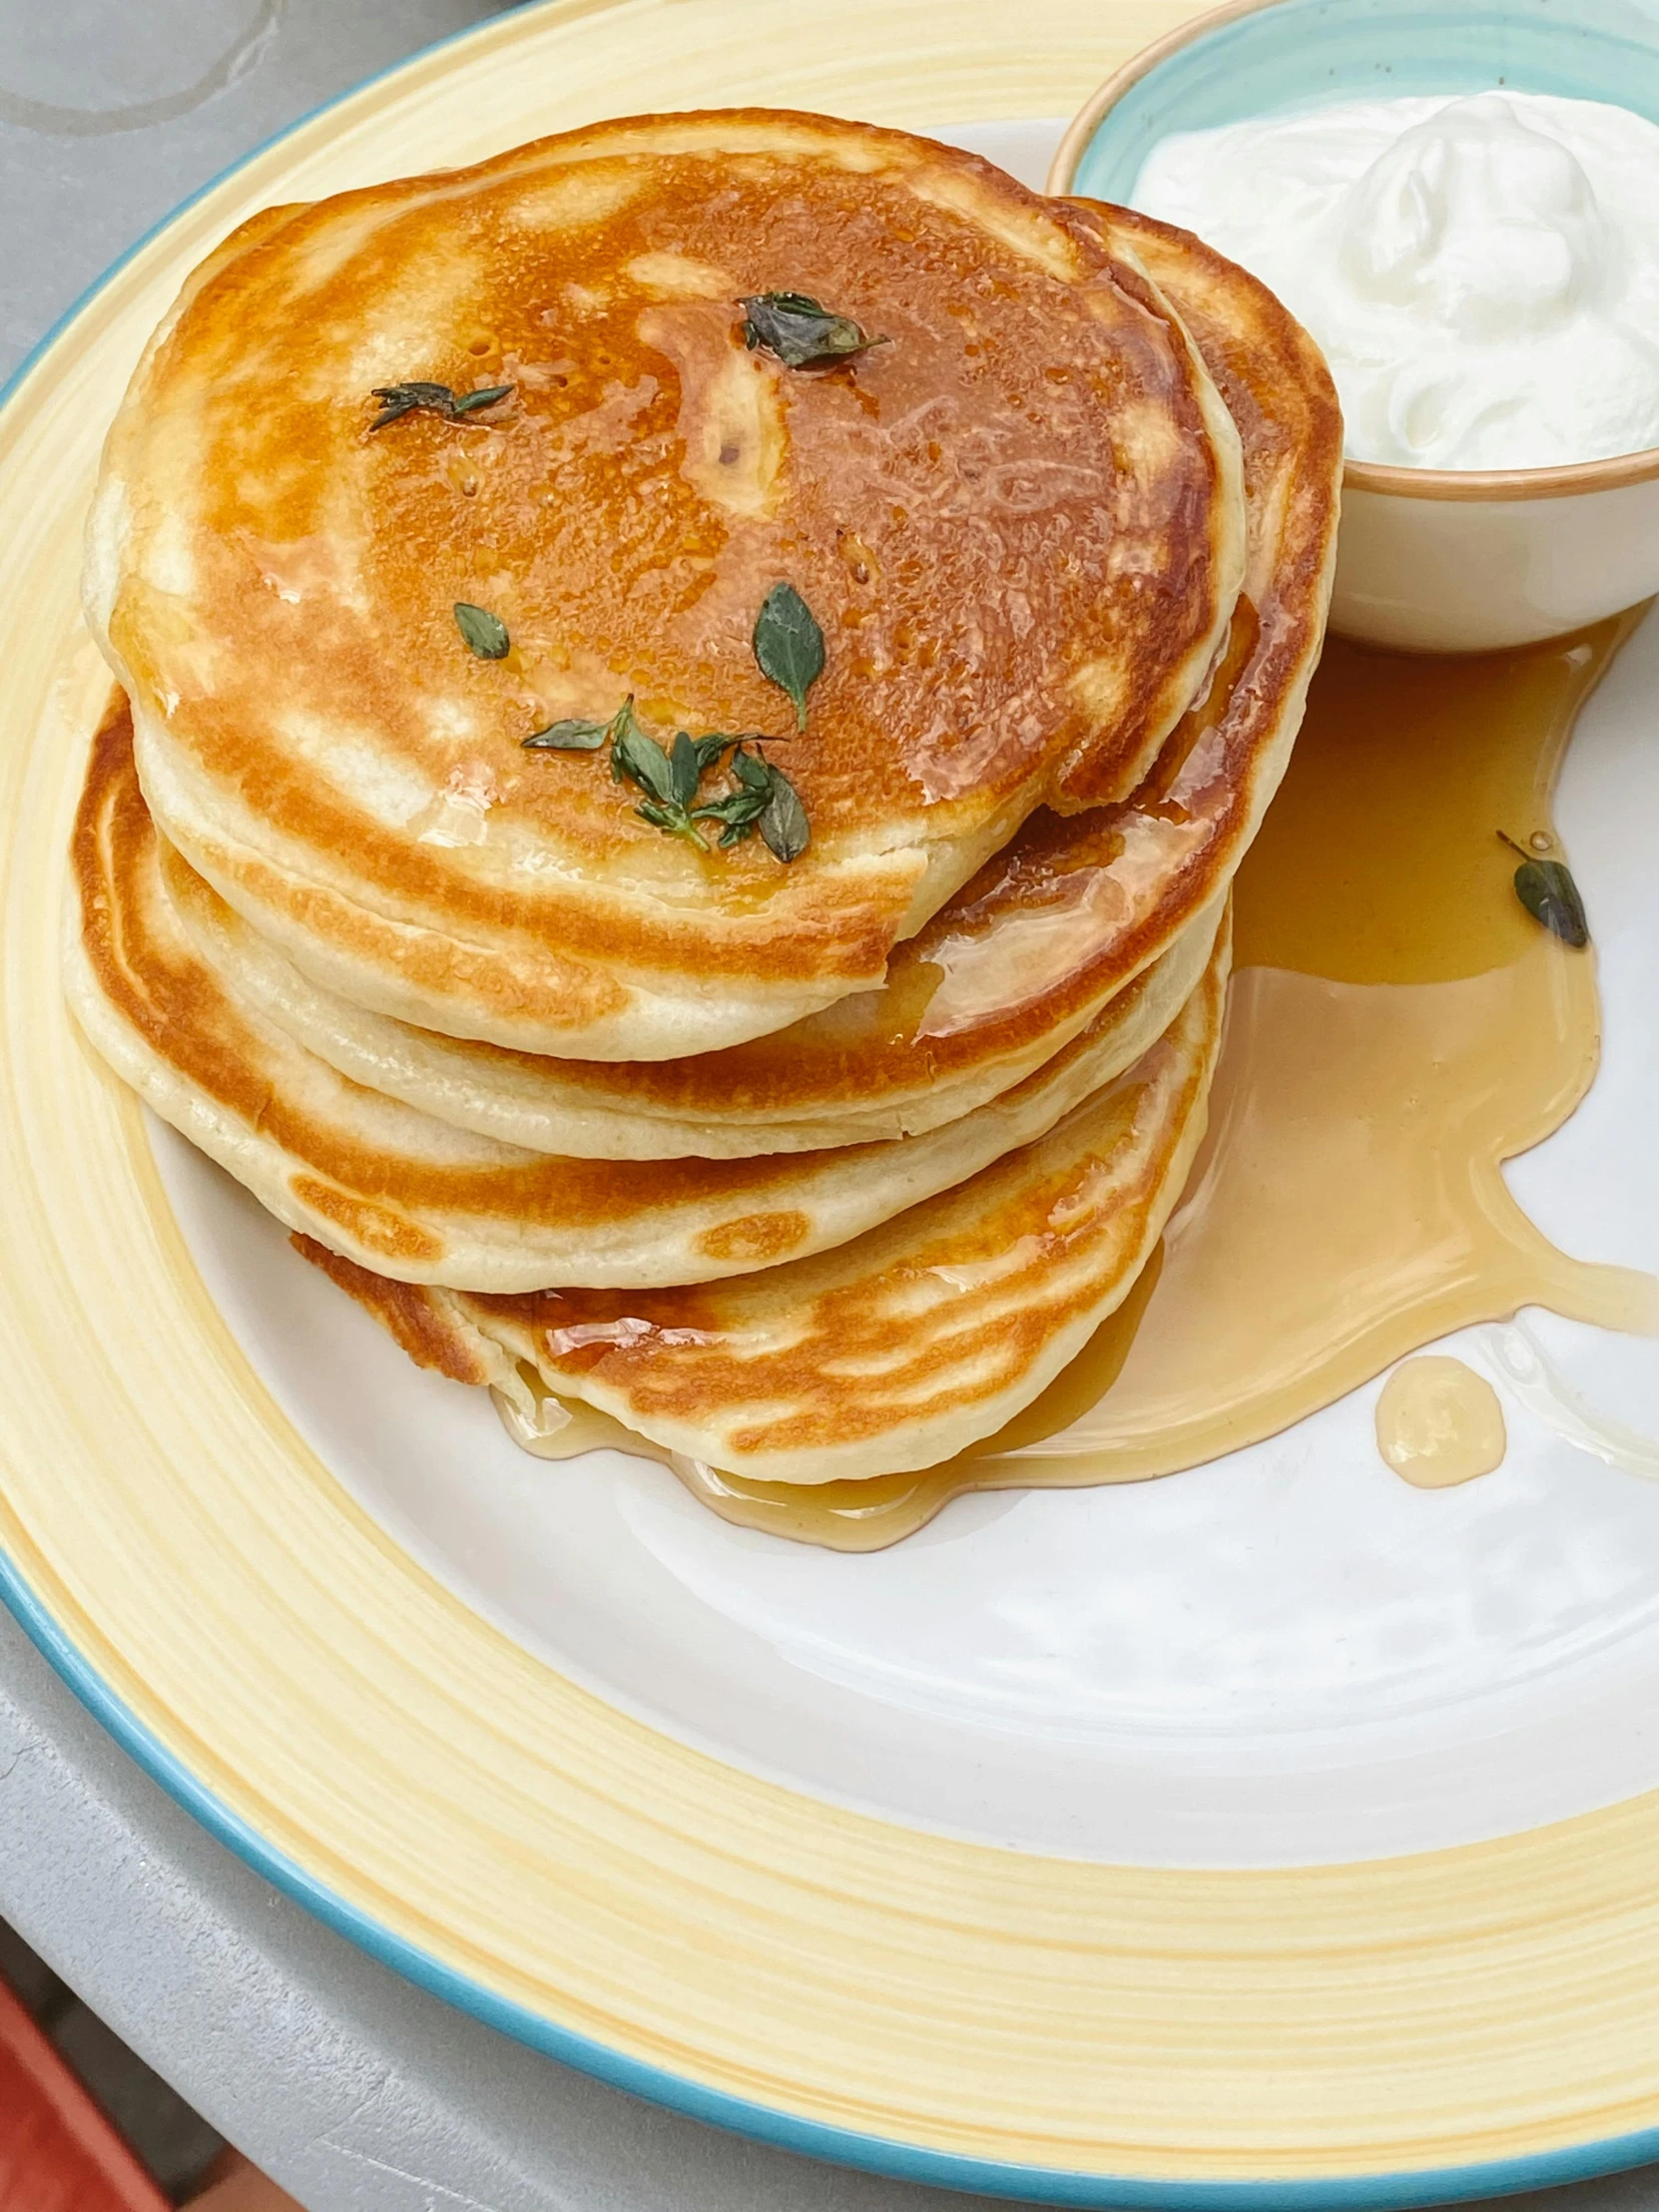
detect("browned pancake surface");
top-left (293, 913), bottom-right (1228, 1481)
top-left (201, 208), bottom-right (1334, 1137)
top-left (92, 113), bottom-right (1240, 1053)
top-left (71, 700), bottom-right (1207, 1288)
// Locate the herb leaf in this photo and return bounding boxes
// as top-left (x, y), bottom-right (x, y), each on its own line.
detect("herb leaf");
top-left (612, 717), bottom-right (679, 808)
top-left (691, 733), bottom-right (744, 780)
top-left (454, 601), bottom-right (510, 659)
top-left (1498, 831), bottom-right (1590, 947)
top-left (522, 698), bottom-right (809, 860)
top-left (669, 731), bottom-right (705, 812)
top-left (692, 784), bottom-right (770, 831)
top-left (523, 716), bottom-right (609, 750)
top-left (451, 384), bottom-right (513, 414)
top-left (1514, 856), bottom-right (1589, 947)
top-left (753, 582), bottom-right (825, 732)
top-left (371, 380), bottom-right (513, 428)
top-left (692, 745), bottom-right (810, 862)
top-left (634, 798), bottom-right (703, 844)
top-left (524, 697), bottom-right (642, 753)
top-left (741, 292), bottom-right (889, 369)
top-left (607, 697), bottom-right (644, 780)
top-left (758, 763), bottom-right (811, 862)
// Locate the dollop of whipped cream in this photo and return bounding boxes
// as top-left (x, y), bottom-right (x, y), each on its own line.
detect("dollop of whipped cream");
top-left (1133, 90), bottom-right (1659, 470)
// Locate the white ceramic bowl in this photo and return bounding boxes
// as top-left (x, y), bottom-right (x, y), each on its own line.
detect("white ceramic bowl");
top-left (1049, 0), bottom-right (1659, 654)
top-left (1325, 456), bottom-right (1659, 654)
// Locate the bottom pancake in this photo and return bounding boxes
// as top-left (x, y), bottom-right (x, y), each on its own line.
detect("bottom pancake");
top-left (294, 912), bottom-right (1229, 1486)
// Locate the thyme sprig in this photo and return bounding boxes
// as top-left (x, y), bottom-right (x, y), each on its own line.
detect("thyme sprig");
top-left (370, 380), bottom-right (513, 429)
top-left (521, 696), bottom-right (809, 861)
top-left (740, 292), bottom-right (889, 370)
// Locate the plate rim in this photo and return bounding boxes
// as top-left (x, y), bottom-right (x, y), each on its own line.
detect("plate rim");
top-left (6, 5), bottom-right (1659, 2204)
top-left (13, 1553), bottom-right (1659, 2212)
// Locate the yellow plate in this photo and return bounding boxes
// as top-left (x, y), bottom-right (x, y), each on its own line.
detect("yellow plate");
top-left (8, 2), bottom-right (1659, 2200)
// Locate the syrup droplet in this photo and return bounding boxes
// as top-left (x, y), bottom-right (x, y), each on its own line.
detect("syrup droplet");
top-left (1375, 1356), bottom-right (1507, 1487)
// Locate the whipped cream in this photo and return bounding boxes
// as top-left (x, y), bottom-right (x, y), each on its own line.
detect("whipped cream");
top-left (1133, 90), bottom-right (1659, 470)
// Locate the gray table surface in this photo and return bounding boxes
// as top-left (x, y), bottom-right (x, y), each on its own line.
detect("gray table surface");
top-left (5, 6), bottom-right (1659, 2209)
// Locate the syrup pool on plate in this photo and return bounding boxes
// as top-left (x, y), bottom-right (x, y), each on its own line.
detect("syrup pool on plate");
top-left (502, 614), bottom-right (1659, 1545)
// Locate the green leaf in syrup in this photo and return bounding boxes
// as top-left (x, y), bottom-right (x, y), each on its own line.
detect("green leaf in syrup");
top-left (1499, 831), bottom-right (1589, 947)
top-left (1513, 856), bottom-right (1589, 947)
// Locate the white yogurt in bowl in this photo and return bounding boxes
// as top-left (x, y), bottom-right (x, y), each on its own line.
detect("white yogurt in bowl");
top-left (1048, 19), bottom-right (1659, 656)
top-left (1133, 90), bottom-right (1659, 472)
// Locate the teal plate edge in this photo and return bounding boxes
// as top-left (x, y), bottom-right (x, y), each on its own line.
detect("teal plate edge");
top-left (8, 10), bottom-right (1659, 2204)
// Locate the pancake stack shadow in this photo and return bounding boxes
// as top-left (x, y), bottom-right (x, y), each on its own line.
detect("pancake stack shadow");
top-left (66, 114), bottom-right (1341, 1500)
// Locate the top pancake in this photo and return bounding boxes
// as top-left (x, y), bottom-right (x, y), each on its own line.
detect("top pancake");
top-left (87, 110), bottom-right (1245, 1060)
top-left (146, 204), bottom-right (1340, 1158)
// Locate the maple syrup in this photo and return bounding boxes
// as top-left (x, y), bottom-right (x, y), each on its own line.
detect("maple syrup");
top-left (1375, 1357), bottom-right (1507, 1488)
top-left (502, 616), bottom-right (1659, 1546)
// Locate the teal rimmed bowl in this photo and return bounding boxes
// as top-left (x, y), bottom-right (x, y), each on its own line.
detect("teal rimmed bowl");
top-left (1049, 0), bottom-right (1659, 653)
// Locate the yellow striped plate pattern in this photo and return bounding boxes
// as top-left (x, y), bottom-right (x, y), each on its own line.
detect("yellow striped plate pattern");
top-left (3, 1), bottom-right (1659, 2196)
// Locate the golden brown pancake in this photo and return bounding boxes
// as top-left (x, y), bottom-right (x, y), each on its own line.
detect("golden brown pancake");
top-left (87, 110), bottom-right (1245, 1060)
top-left (295, 910), bottom-right (1229, 1485)
top-left (150, 209), bottom-right (1338, 1159)
top-left (162, 828), bottom-right (1226, 1160)
top-left (66, 703), bottom-right (1220, 1291)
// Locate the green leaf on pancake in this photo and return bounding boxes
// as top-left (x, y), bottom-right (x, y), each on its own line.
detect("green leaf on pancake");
top-left (669, 731), bottom-right (705, 812)
top-left (522, 716), bottom-right (610, 750)
top-left (731, 746), bottom-right (773, 794)
top-left (612, 717), bottom-right (679, 808)
top-left (753, 582), bottom-right (825, 732)
top-left (692, 784), bottom-right (769, 836)
top-left (372, 380), bottom-right (513, 427)
top-left (453, 601), bottom-right (510, 659)
top-left (740, 293), bottom-right (888, 369)
top-left (634, 797), bottom-right (703, 844)
top-left (758, 762), bottom-right (811, 863)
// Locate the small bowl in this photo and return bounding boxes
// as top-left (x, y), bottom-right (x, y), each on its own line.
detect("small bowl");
top-left (1050, 0), bottom-right (1659, 654)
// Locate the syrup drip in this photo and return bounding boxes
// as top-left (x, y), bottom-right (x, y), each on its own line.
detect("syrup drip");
top-left (1375, 1357), bottom-right (1507, 1488)
top-left (501, 615), bottom-right (1659, 1546)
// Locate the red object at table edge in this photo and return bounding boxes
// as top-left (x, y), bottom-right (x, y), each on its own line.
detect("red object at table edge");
top-left (0, 1969), bottom-right (168, 2211)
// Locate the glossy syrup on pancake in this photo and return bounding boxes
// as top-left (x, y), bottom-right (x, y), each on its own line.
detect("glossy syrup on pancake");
top-left (298, 922), bottom-right (1229, 1486)
top-left (143, 205), bottom-right (1340, 1159)
top-left (92, 114), bottom-right (1246, 1061)
top-left (542, 615), bottom-right (1659, 1543)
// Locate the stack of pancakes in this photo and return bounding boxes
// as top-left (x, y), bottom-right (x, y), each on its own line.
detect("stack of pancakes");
top-left (67, 113), bottom-right (1340, 1489)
